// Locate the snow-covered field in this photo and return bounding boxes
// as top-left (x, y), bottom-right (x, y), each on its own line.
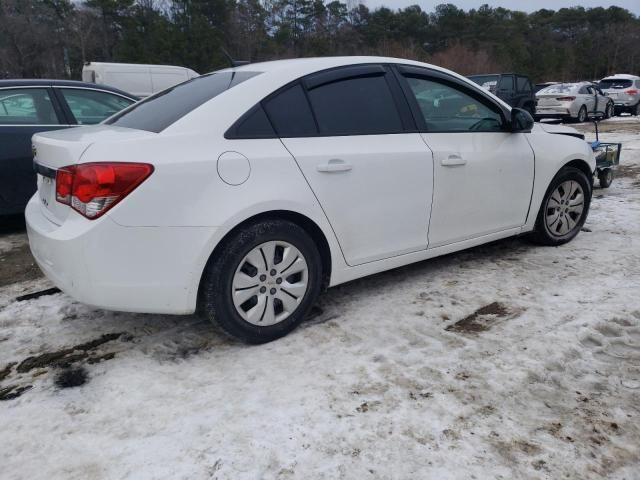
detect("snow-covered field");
top-left (1, 118), bottom-right (639, 480)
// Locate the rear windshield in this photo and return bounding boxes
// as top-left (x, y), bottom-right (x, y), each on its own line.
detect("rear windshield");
top-left (538, 84), bottom-right (578, 95)
top-left (106, 70), bottom-right (261, 132)
top-left (599, 79), bottom-right (633, 90)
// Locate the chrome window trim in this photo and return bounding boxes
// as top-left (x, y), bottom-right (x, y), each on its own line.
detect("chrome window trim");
top-left (0, 124), bottom-right (70, 127)
top-left (0, 85), bottom-right (136, 102)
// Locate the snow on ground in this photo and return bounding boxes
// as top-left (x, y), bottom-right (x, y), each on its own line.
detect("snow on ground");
top-left (1, 119), bottom-right (639, 480)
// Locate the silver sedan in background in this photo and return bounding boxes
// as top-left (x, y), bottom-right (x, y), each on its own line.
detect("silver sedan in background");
top-left (535, 82), bottom-right (614, 122)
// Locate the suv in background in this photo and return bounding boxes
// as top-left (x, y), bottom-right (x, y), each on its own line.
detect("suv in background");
top-left (598, 74), bottom-right (640, 116)
top-left (468, 73), bottom-right (536, 115)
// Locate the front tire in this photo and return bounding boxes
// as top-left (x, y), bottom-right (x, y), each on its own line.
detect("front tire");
top-left (605, 102), bottom-right (614, 119)
top-left (530, 167), bottom-right (591, 246)
top-left (200, 219), bottom-right (323, 344)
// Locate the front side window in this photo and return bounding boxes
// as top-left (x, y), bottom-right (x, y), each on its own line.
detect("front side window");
top-left (59, 88), bottom-right (134, 125)
top-left (306, 75), bottom-right (404, 136)
top-left (405, 77), bottom-right (503, 132)
top-left (106, 71), bottom-right (261, 133)
top-left (0, 88), bottom-right (59, 125)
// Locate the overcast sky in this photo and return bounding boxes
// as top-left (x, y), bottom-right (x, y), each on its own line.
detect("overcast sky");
top-left (361, 0), bottom-right (640, 14)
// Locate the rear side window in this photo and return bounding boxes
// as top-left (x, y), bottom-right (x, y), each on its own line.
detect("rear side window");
top-left (498, 76), bottom-right (514, 91)
top-left (306, 75), bottom-right (403, 135)
top-left (107, 71), bottom-right (260, 132)
top-left (263, 84), bottom-right (317, 137)
top-left (516, 76), bottom-right (532, 92)
top-left (58, 88), bottom-right (133, 125)
top-left (228, 104), bottom-right (275, 139)
top-left (0, 88), bottom-right (60, 125)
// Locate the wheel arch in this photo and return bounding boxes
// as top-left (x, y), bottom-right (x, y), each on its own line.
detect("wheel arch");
top-left (562, 158), bottom-right (594, 184)
top-left (196, 210), bottom-right (333, 313)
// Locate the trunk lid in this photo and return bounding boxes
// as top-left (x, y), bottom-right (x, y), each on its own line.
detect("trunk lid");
top-left (32, 125), bottom-right (155, 225)
top-left (536, 94), bottom-right (569, 107)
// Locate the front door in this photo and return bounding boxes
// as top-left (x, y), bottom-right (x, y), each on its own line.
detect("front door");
top-left (398, 70), bottom-right (535, 247)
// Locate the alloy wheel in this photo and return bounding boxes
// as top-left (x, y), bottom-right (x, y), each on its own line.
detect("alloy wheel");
top-left (231, 241), bottom-right (309, 326)
top-left (545, 180), bottom-right (585, 237)
top-left (578, 107), bottom-right (587, 122)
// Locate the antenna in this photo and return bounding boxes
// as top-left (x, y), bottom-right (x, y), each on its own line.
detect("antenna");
top-left (221, 48), bottom-right (250, 68)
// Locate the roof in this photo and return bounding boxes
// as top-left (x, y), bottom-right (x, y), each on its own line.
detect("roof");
top-left (467, 73), bottom-right (521, 77)
top-left (0, 79), bottom-right (138, 99)
top-left (166, 56), bottom-right (514, 136)
top-left (602, 74), bottom-right (640, 80)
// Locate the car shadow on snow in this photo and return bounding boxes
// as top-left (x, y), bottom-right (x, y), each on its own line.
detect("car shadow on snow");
top-left (0, 234), bottom-right (545, 401)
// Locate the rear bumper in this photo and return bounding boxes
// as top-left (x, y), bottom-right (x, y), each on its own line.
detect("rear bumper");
top-left (25, 195), bottom-right (217, 314)
top-left (535, 107), bottom-right (574, 119)
top-left (613, 102), bottom-right (638, 112)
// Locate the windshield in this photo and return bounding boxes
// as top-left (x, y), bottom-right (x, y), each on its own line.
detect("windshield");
top-left (599, 79), bottom-right (633, 90)
top-left (538, 84), bottom-right (579, 95)
top-left (106, 70), bottom-right (261, 132)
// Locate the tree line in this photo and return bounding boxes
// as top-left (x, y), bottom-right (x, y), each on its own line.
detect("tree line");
top-left (1, 0), bottom-right (638, 83)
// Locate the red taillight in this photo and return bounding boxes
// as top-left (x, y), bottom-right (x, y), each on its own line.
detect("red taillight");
top-left (55, 162), bottom-right (153, 219)
top-left (556, 96), bottom-right (576, 101)
top-left (55, 166), bottom-right (75, 204)
top-left (627, 89), bottom-right (639, 95)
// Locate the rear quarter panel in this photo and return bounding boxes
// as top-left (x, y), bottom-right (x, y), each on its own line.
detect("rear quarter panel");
top-left (82, 132), bottom-right (347, 291)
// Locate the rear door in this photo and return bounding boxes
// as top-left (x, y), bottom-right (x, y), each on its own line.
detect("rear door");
top-left (273, 65), bottom-right (434, 266)
top-left (579, 85), bottom-right (596, 113)
top-left (0, 86), bottom-right (69, 213)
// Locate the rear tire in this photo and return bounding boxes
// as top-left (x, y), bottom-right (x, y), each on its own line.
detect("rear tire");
top-left (599, 168), bottom-right (613, 188)
top-left (576, 105), bottom-right (587, 123)
top-left (200, 219), bottom-right (323, 344)
top-left (530, 167), bottom-right (591, 246)
top-left (632, 103), bottom-right (640, 116)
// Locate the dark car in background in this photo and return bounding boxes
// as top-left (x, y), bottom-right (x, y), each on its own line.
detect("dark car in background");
top-left (468, 73), bottom-right (536, 115)
top-left (0, 80), bottom-right (136, 216)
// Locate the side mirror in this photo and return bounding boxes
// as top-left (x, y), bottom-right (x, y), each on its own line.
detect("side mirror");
top-left (510, 107), bottom-right (534, 133)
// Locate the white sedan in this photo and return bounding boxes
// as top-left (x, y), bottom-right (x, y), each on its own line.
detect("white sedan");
top-left (536, 81), bottom-right (614, 122)
top-left (27, 57), bottom-right (596, 343)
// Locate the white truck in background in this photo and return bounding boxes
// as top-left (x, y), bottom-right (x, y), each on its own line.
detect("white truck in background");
top-left (82, 62), bottom-right (199, 98)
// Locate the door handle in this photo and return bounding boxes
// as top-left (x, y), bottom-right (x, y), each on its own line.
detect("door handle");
top-left (317, 159), bottom-right (353, 173)
top-left (441, 154), bottom-right (466, 167)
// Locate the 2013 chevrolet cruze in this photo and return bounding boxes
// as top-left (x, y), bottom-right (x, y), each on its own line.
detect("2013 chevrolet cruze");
top-left (27, 57), bottom-right (596, 343)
